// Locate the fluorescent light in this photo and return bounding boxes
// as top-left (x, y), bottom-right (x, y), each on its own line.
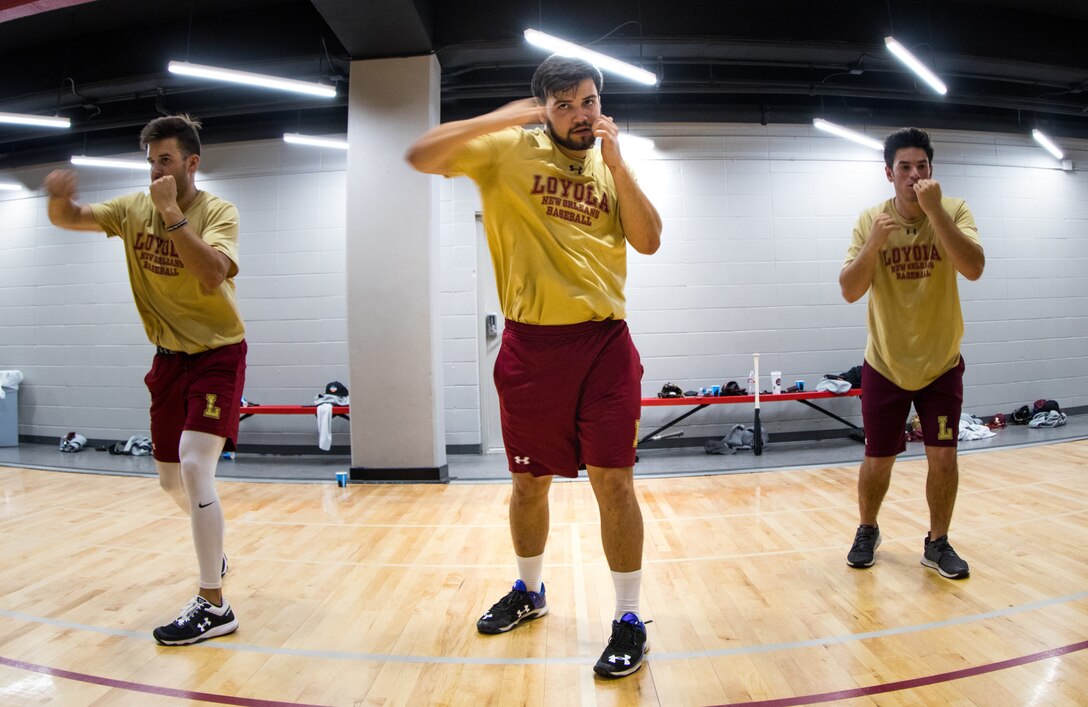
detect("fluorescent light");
top-left (1032, 129), bottom-right (1064, 159)
top-left (168, 60), bottom-right (336, 98)
top-left (524, 29), bottom-right (657, 86)
top-left (813, 118), bottom-right (883, 150)
top-left (71, 155), bottom-right (150, 171)
top-left (885, 37), bottom-right (947, 95)
top-left (283, 133), bottom-right (349, 150)
top-left (0, 112), bottom-right (70, 129)
top-left (0, 183), bottom-right (24, 191)
top-left (619, 133), bottom-right (655, 152)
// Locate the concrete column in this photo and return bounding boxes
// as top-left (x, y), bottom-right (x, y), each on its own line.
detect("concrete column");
top-left (345, 55), bottom-right (447, 481)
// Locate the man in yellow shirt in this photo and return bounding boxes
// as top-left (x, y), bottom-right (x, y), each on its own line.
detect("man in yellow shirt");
top-left (44, 115), bottom-right (245, 644)
top-left (407, 55), bottom-right (661, 677)
top-left (840, 127), bottom-right (984, 580)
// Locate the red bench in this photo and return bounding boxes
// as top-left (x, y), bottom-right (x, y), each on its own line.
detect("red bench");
top-left (640, 389), bottom-right (863, 445)
top-left (239, 405), bottom-right (350, 421)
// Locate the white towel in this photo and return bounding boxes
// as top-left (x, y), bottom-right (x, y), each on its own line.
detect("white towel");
top-left (317, 403), bottom-right (332, 451)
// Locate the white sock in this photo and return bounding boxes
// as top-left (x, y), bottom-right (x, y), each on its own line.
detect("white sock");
top-left (516, 553), bottom-right (545, 594)
top-left (612, 569), bottom-right (642, 620)
top-left (179, 431), bottom-right (227, 590)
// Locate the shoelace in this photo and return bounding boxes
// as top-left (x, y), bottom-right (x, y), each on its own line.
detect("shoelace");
top-left (492, 589), bottom-right (533, 613)
top-left (852, 527), bottom-right (878, 548)
top-left (173, 597), bottom-right (208, 626)
top-left (605, 620), bottom-right (643, 653)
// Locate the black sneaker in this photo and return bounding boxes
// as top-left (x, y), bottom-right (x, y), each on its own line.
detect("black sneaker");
top-left (594, 613), bottom-right (648, 678)
top-left (221, 554), bottom-right (228, 578)
top-left (153, 596), bottom-right (239, 646)
top-left (476, 579), bottom-right (548, 634)
top-left (922, 535), bottom-right (970, 579)
top-left (846, 524), bottom-right (881, 568)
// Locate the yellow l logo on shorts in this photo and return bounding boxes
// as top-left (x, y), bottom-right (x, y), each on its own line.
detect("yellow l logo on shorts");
top-left (632, 419), bottom-right (641, 448)
top-left (203, 394), bottom-right (222, 420)
top-left (936, 415), bottom-right (954, 441)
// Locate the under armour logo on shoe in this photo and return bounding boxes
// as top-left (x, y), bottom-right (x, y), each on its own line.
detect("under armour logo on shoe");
top-left (608, 653), bottom-right (631, 666)
top-left (482, 612), bottom-right (493, 619)
top-left (515, 604), bottom-right (531, 618)
top-left (514, 456), bottom-right (530, 465)
top-left (197, 618), bottom-right (211, 632)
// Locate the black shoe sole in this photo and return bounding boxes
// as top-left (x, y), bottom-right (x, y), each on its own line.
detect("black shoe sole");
top-left (476, 606), bottom-right (548, 635)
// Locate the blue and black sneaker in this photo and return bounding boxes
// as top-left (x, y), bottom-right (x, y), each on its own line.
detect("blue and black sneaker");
top-left (476, 579), bottom-right (548, 634)
top-left (593, 612), bottom-right (648, 678)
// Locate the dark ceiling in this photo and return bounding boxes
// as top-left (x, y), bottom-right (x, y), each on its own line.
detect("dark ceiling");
top-left (1, 0), bottom-right (1086, 169)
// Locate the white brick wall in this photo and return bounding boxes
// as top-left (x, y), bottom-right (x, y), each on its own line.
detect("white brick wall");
top-left (1, 124), bottom-right (1085, 449)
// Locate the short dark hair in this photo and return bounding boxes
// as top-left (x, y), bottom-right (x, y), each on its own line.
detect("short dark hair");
top-left (883, 127), bottom-right (933, 168)
top-left (530, 55), bottom-right (603, 104)
top-left (139, 114), bottom-right (202, 156)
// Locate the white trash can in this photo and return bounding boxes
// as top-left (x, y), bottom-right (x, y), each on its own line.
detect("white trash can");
top-left (0, 370), bottom-right (23, 447)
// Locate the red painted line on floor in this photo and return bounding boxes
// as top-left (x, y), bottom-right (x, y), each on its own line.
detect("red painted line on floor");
top-left (706, 639), bottom-right (1088, 706)
top-left (0, 655), bottom-right (331, 707)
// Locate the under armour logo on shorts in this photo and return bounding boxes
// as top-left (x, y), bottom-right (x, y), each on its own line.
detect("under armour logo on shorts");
top-left (514, 456), bottom-right (531, 465)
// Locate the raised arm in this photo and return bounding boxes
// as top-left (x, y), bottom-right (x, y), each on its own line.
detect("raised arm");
top-left (915, 180), bottom-right (985, 281)
top-left (594, 115), bottom-right (661, 255)
top-left (43, 170), bottom-right (102, 232)
top-left (406, 98), bottom-right (543, 176)
top-left (840, 214), bottom-right (897, 303)
top-left (149, 176), bottom-right (233, 292)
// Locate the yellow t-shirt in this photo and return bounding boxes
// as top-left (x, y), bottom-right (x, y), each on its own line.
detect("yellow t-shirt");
top-left (91, 191), bottom-right (245, 354)
top-left (448, 126), bottom-right (628, 325)
top-left (844, 197), bottom-right (981, 391)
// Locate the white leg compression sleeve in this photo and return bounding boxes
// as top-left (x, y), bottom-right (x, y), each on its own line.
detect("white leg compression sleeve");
top-left (179, 430), bottom-right (227, 590)
top-left (156, 461), bottom-right (190, 514)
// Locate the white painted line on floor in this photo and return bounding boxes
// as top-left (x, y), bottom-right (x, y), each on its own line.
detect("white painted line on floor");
top-left (2, 590), bottom-right (1085, 666)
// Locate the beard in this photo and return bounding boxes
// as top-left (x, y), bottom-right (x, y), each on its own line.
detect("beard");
top-left (546, 118), bottom-right (596, 151)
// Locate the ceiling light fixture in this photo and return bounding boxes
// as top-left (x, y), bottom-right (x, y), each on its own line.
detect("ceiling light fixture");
top-left (1031, 129), bottom-right (1064, 160)
top-left (619, 133), bottom-right (655, 152)
top-left (283, 133), bottom-right (349, 150)
top-left (524, 29), bottom-right (657, 86)
top-left (0, 183), bottom-right (24, 191)
top-left (168, 61), bottom-right (337, 98)
top-left (70, 156), bottom-right (149, 171)
top-left (884, 37), bottom-right (947, 95)
top-left (0, 111), bottom-right (70, 129)
top-left (812, 118), bottom-right (883, 150)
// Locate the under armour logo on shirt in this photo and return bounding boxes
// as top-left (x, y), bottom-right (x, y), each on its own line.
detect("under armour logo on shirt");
top-left (514, 456), bottom-right (531, 465)
top-left (905, 227), bottom-right (918, 235)
top-left (568, 164), bottom-right (582, 174)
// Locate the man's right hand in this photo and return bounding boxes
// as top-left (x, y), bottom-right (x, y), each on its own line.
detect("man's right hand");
top-left (43, 169), bottom-right (79, 199)
top-left (44, 169), bottom-right (100, 231)
top-left (868, 213), bottom-right (898, 249)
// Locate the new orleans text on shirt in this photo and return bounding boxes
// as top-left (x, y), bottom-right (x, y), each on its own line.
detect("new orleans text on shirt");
top-left (530, 175), bottom-right (611, 227)
top-left (882, 243), bottom-right (942, 281)
top-left (134, 229), bottom-right (183, 277)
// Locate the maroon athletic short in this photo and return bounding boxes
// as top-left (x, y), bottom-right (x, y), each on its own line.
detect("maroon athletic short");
top-left (861, 356), bottom-right (964, 457)
top-left (144, 340), bottom-right (247, 463)
top-left (495, 319), bottom-right (642, 477)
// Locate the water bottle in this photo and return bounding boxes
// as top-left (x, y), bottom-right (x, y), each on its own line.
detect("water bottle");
top-left (747, 371), bottom-right (755, 395)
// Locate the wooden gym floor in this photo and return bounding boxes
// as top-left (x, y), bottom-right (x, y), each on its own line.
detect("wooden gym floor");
top-left (1, 440), bottom-right (1086, 706)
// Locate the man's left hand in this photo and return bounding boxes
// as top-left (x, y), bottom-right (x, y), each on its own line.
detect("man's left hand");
top-left (913, 179), bottom-right (942, 215)
top-left (594, 115), bottom-right (623, 169)
top-left (149, 175), bottom-right (179, 216)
